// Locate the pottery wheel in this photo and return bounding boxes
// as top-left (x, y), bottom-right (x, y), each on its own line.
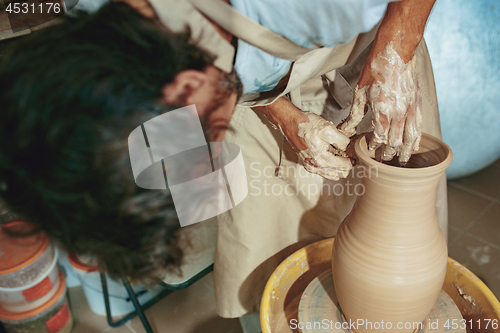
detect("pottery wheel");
top-left (298, 270), bottom-right (465, 333)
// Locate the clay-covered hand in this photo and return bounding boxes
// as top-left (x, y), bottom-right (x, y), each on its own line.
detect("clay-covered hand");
top-left (294, 112), bottom-right (352, 180)
top-left (339, 42), bottom-right (422, 164)
top-left (256, 97), bottom-right (352, 180)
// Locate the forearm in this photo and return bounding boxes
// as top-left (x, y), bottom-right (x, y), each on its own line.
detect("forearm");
top-left (343, 0), bottom-right (431, 162)
top-left (372, 0), bottom-right (436, 63)
top-left (256, 97), bottom-right (352, 179)
top-left (255, 97), bottom-right (307, 129)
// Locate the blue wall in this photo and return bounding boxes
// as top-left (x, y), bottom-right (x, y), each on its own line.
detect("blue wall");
top-left (424, 0), bottom-right (500, 178)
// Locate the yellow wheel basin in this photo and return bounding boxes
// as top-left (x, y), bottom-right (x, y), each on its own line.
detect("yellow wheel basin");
top-left (261, 238), bottom-right (500, 333)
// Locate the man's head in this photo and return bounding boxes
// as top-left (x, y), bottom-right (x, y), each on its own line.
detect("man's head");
top-left (0, 2), bottom-right (241, 279)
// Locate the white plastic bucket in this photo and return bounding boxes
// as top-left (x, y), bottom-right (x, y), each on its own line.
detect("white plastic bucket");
top-left (68, 253), bottom-right (164, 316)
top-left (57, 250), bottom-right (81, 288)
top-left (0, 249), bottom-right (60, 313)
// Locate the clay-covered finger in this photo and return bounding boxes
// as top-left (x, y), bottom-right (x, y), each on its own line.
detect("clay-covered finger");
top-left (368, 91), bottom-right (391, 151)
top-left (298, 150), bottom-right (352, 170)
top-left (304, 163), bottom-right (340, 181)
top-left (302, 151), bottom-right (352, 180)
top-left (318, 125), bottom-right (350, 151)
top-left (399, 115), bottom-right (415, 164)
top-left (304, 160), bottom-right (351, 181)
top-left (315, 151), bottom-right (352, 172)
top-left (399, 136), bottom-right (414, 165)
top-left (339, 86), bottom-right (369, 137)
top-left (382, 115), bottom-right (405, 161)
top-left (399, 106), bottom-right (417, 164)
top-left (412, 86), bottom-right (423, 153)
top-left (399, 89), bottom-right (423, 164)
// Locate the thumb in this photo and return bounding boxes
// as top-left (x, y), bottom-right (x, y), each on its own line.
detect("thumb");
top-left (339, 85), bottom-right (369, 137)
top-left (318, 125), bottom-right (350, 151)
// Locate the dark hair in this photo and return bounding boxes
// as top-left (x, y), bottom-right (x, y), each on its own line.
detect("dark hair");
top-left (0, 2), bottom-right (214, 280)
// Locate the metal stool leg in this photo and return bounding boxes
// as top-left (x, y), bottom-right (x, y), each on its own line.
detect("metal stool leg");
top-left (100, 271), bottom-right (173, 332)
top-left (121, 277), bottom-right (154, 333)
top-left (99, 264), bottom-right (213, 332)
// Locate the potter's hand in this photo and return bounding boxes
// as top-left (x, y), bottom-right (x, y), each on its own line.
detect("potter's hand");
top-left (295, 112), bottom-right (352, 180)
top-left (256, 97), bottom-right (352, 181)
top-left (338, 0), bottom-right (437, 164)
top-left (339, 43), bottom-right (422, 164)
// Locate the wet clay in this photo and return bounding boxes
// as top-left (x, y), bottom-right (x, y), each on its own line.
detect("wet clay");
top-left (369, 42), bottom-right (421, 160)
top-left (443, 281), bottom-right (495, 333)
top-left (299, 270), bottom-right (465, 333)
top-left (297, 112), bottom-right (351, 180)
top-left (332, 134), bottom-right (453, 333)
top-left (339, 85), bottom-right (369, 138)
top-left (340, 42), bottom-right (422, 164)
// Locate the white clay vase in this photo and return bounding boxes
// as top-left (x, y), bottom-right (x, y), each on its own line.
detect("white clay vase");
top-left (332, 133), bottom-right (453, 333)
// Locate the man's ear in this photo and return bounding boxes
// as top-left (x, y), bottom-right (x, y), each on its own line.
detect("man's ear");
top-left (162, 70), bottom-right (207, 106)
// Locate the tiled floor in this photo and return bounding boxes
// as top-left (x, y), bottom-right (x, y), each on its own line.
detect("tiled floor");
top-left (447, 158), bottom-right (500, 299)
top-left (68, 273), bottom-right (243, 333)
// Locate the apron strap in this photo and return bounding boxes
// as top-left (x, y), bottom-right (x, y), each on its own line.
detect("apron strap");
top-left (147, 0), bottom-right (235, 73)
top-left (150, 0), bottom-right (376, 109)
top-left (188, 0), bottom-right (311, 61)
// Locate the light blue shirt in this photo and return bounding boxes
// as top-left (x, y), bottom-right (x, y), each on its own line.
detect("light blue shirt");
top-left (231, 0), bottom-right (397, 94)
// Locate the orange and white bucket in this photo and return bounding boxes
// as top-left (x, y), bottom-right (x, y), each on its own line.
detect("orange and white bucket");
top-left (0, 221), bottom-right (54, 288)
top-left (0, 249), bottom-right (60, 312)
top-left (0, 221), bottom-right (59, 312)
top-left (0, 273), bottom-right (73, 333)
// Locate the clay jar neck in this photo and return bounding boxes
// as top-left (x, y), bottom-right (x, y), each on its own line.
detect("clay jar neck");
top-left (354, 134), bottom-right (453, 199)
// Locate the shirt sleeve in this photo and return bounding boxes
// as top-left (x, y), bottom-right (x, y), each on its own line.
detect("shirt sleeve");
top-left (231, 0), bottom-right (398, 94)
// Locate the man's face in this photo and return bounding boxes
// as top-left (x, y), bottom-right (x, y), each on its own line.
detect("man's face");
top-left (188, 65), bottom-right (243, 142)
top-left (118, 0), bottom-right (242, 141)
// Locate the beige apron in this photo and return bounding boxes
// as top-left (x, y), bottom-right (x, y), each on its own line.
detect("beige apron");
top-left (148, 0), bottom-right (448, 318)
